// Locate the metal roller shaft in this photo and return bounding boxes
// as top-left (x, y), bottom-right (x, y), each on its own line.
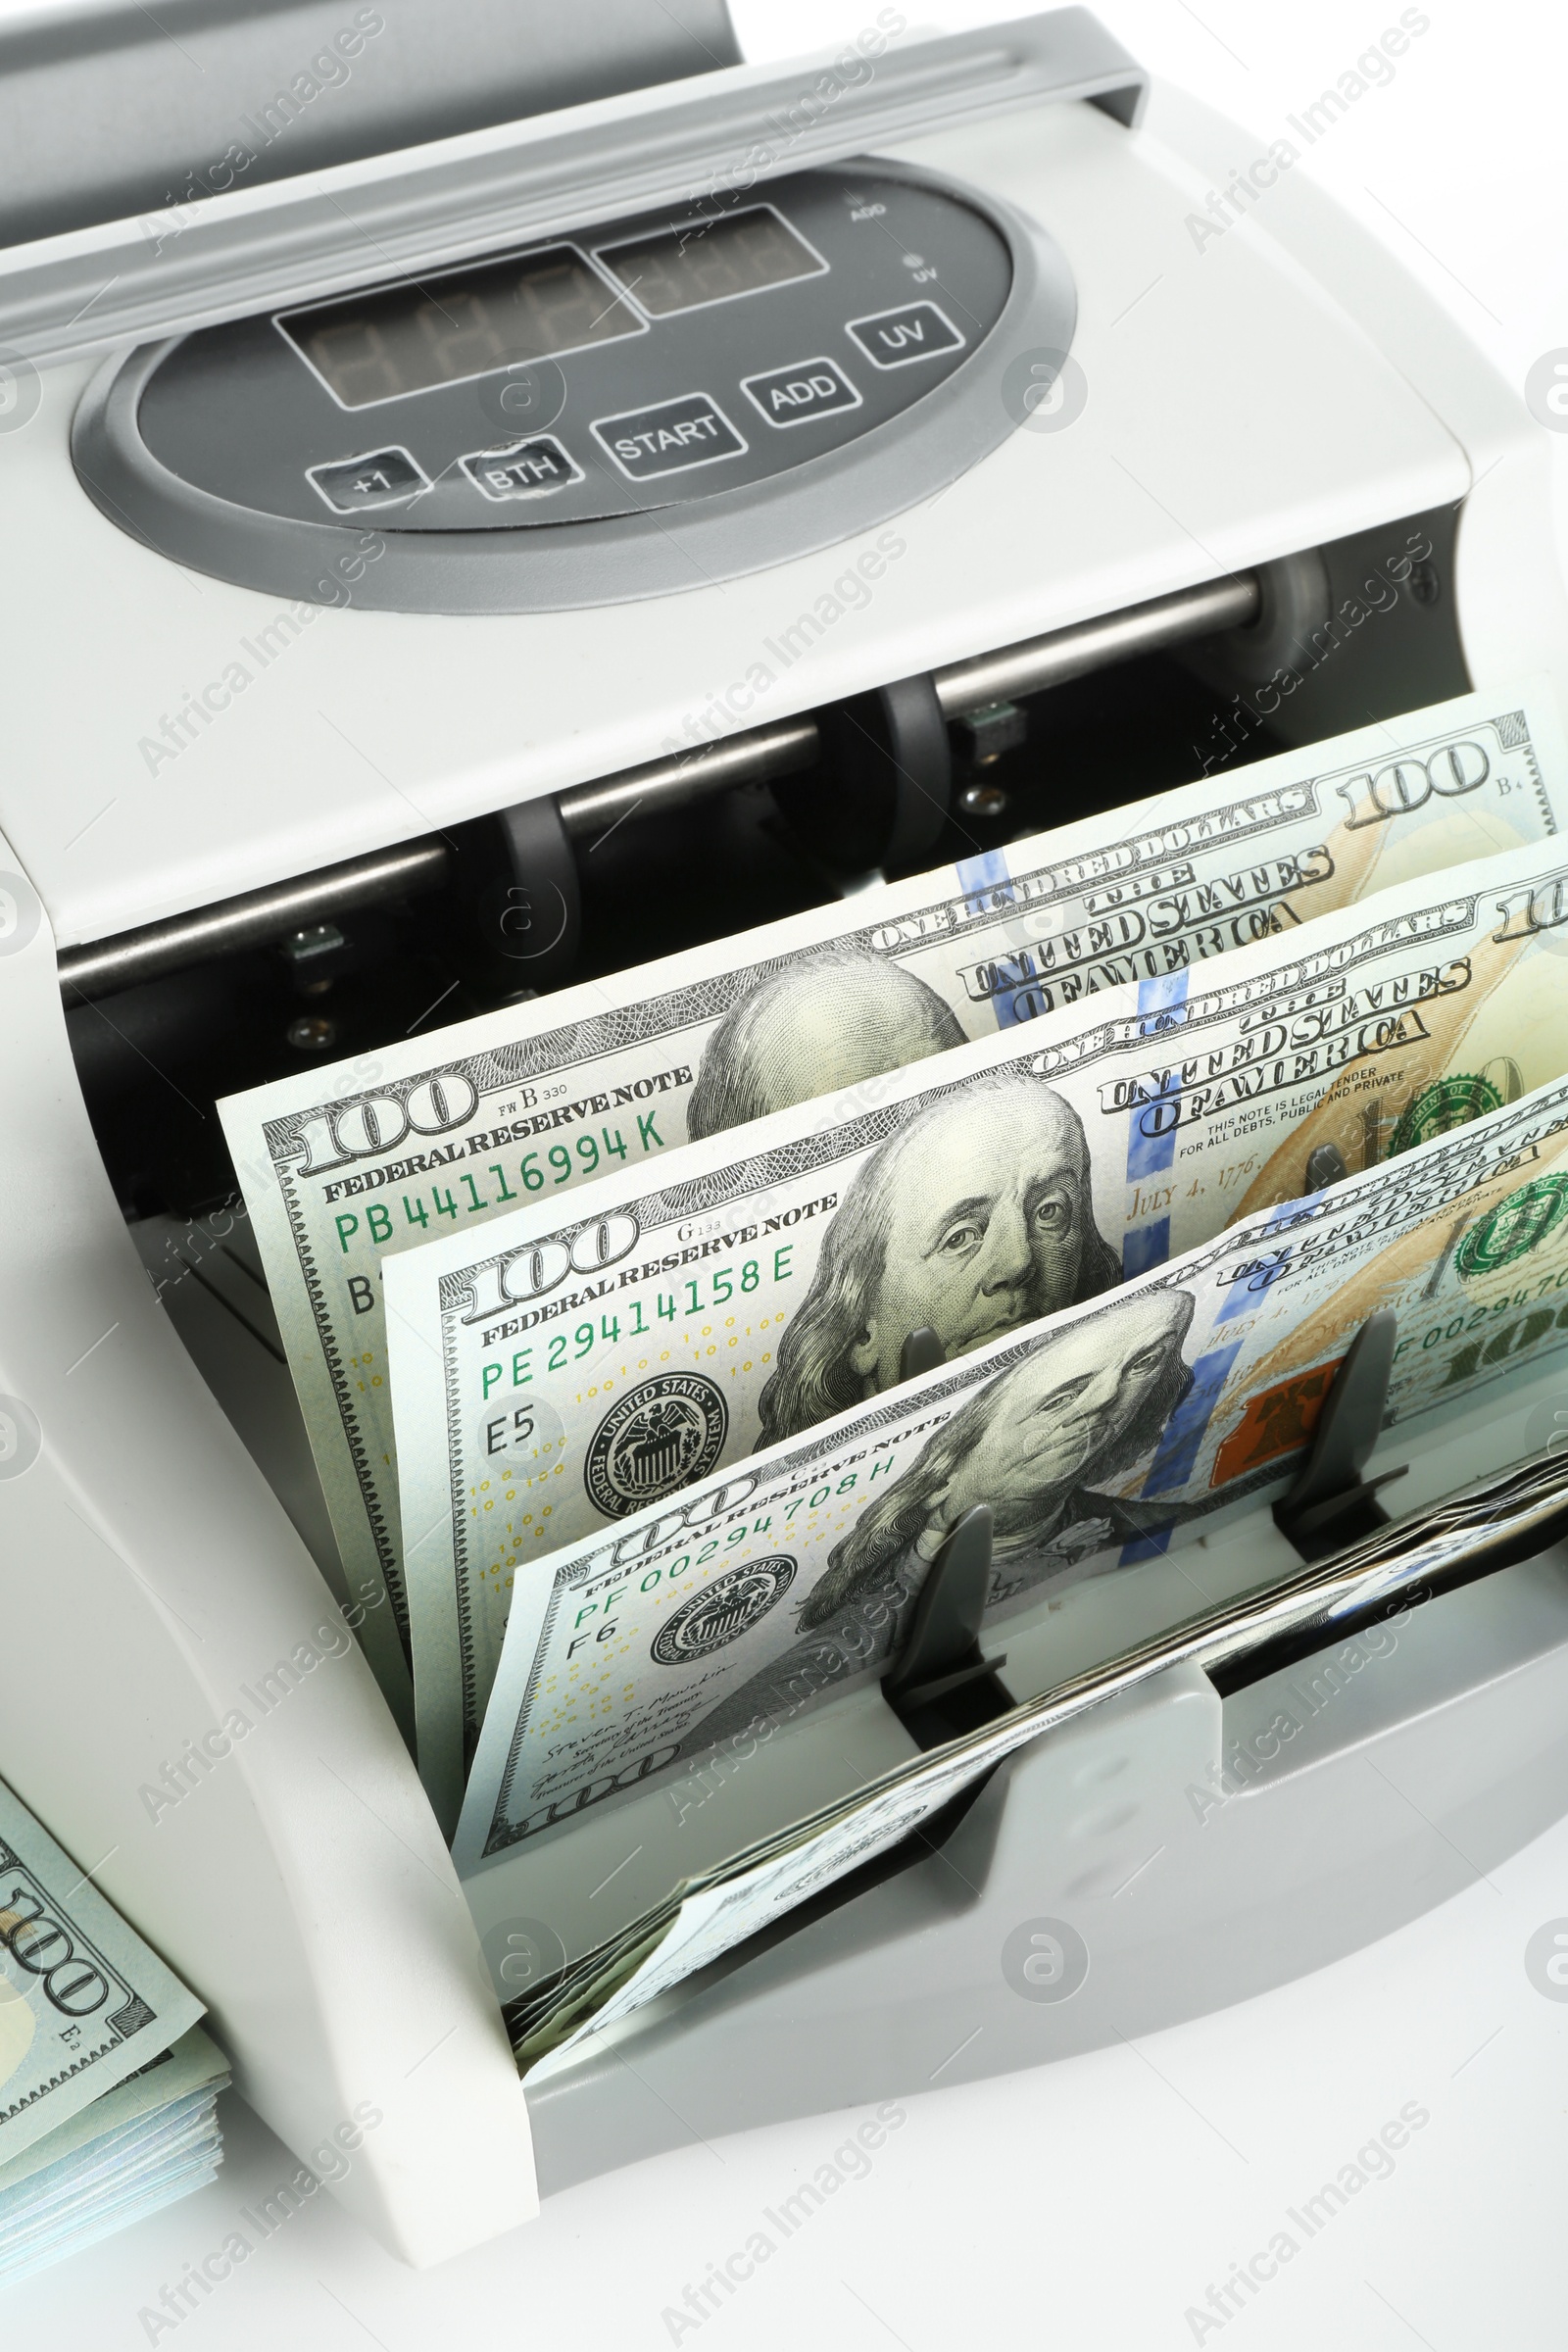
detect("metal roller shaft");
top-left (57, 571), bottom-right (1259, 1001)
top-left (56, 838), bottom-right (451, 1001)
top-left (932, 570), bottom-right (1257, 712)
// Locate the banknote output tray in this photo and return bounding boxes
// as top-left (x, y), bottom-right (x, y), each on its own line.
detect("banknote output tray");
top-left (517, 1364), bottom-right (1568, 2197)
top-left (512, 1313), bottom-right (1508, 2065)
top-left (870, 1309), bottom-right (1420, 1766)
top-left (5, 0), bottom-right (1568, 2273)
top-left (757, 1316), bottom-right (1417, 1914)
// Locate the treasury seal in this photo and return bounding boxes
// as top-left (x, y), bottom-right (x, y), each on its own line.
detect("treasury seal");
top-left (651, 1556), bottom-right (797, 1665)
top-left (1457, 1174), bottom-right (1568, 1282)
top-left (1390, 1073), bottom-right (1503, 1158)
top-left (585, 1374), bottom-right (728, 1516)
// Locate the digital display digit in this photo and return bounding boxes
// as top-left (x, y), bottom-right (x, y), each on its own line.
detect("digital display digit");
top-left (278, 244), bottom-right (643, 409)
top-left (596, 206), bottom-right (825, 317)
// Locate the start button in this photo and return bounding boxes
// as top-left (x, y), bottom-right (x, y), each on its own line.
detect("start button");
top-left (591, 392), bottom-right (748, 481)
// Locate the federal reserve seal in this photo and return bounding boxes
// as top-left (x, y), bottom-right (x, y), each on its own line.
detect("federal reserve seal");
top-left (651, 1556), bottom-right (797, 1665)
top-left (585, 1374), bottom-right (728, 1517)
top-left (1390, 1073), bottom-right (1503, 1158)
top-left (1457, 1175), bottom-right (1568, 1281)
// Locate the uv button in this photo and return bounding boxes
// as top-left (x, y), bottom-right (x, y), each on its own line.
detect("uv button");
top-left (590, 391), bottom-right (747, 481)
top-left (847, 301), bottom-right (965, 369)
top-left (741, 356), bottom-right (861, 427)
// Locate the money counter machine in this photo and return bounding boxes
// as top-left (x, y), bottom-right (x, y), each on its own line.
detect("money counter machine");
top-left (3, 0), bottom-right (1568, 2269)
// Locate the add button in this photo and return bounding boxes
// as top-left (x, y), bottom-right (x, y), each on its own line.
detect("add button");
top-left (741, 356), bottom-right (861, 428)
top-left (591, 391), bottom-right (748, 481)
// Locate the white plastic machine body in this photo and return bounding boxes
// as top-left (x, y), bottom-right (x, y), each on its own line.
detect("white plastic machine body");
top-left (0, 4), bottom-right (1565, 2261)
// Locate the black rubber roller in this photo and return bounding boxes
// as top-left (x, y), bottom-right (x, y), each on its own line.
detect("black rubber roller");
top-left (775, 670), bottom-right (953, 878)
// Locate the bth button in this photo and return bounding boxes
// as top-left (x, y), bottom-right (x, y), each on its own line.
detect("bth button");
top-left (741, 356), bottom-right (861, 427)
top-left (461, 434), bottom-right (583, 501)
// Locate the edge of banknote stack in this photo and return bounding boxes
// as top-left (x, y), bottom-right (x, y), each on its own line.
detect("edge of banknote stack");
top-left (0, 1779), bottom-right (227, 2284)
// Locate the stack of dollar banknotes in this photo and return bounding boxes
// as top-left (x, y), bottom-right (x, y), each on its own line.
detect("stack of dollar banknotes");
top-left (0, 1776), bottom-right (225, 2281)
top-left (218, 680), bottom-right (1568, 2069)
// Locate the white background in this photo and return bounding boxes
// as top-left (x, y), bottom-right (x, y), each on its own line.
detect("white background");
top-left (12, 0), bottom-right (1568, 2343)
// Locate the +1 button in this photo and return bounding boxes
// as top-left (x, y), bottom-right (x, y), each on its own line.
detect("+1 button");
top-left (306, 445), bottom-right (429, 513)
top-left (741, 356), bottom-right (861, 427)
top-left (590, 391), bottom-right (747, 481)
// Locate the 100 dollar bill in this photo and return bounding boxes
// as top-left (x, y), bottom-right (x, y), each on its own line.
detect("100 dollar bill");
top-left (0, 1778), bottom-right (204, 2167)
top-left (454, 1071), bottom-right (1568, 1870)
top-left (218, 682), bottom-right (1566, 1690)
top-left (389, 830), bottom-right (1568, 1817)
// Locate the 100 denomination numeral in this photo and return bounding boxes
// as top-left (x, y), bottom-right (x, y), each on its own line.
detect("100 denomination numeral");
top-left (1, 1881), bottom-right (114, 2018)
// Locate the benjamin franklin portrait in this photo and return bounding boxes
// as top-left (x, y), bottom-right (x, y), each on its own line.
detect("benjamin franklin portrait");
top-left (688, 1286), bottom-right (1196, 1755)
top-left (687, 949), bottom-right (966, 1141)
top-left (756, 1070), bottom-right (1121, 1446)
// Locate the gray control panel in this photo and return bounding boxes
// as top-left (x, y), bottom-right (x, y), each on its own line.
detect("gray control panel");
top-left (76, 160), bottom-right (1075, 612)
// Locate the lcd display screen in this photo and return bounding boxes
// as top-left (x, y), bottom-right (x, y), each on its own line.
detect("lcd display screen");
top-left (278, 244), bottom-right (643, 409)
top-left (596, 206), bottom-right (825, 317)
